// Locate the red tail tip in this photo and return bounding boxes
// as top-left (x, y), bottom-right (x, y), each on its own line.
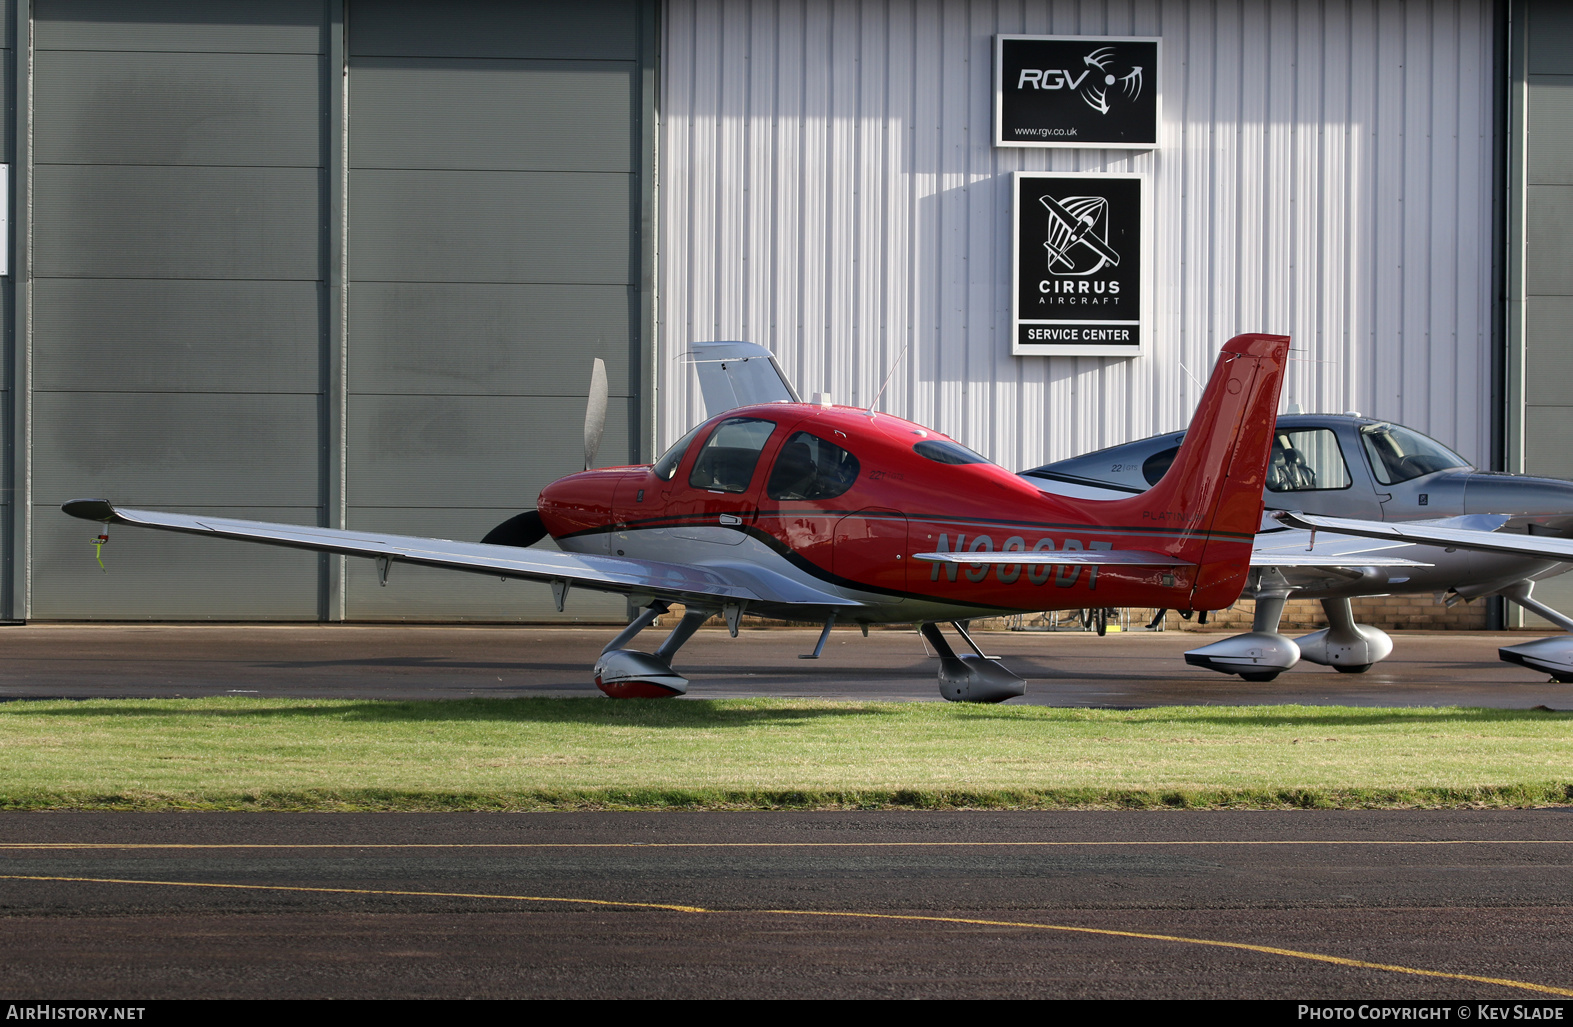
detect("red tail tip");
top-left (1221, 333), bottom-right (1291, 357)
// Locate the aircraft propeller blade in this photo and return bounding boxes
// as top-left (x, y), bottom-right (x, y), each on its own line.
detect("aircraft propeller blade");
top-left (481, 509), bottom-right (548, 548)
top-left (584, 357), bottom-right (608, 471)
top-left (482, 357), bottom-right (606, 549)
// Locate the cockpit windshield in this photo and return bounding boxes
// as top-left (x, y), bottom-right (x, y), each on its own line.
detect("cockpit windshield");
top-left (653, 423), bottom-right (707, 481)
top-left (1358, 423), bottom-right (1471, 485)
top-left (688, 417), bottom-right (777, 493)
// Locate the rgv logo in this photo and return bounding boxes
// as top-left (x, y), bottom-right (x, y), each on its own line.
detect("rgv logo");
top-left (1015, 46), bottom-right (1144, 115)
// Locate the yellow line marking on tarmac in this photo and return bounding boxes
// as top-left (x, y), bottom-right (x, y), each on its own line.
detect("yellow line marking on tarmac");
top-left (1, 873), bottom-right (1569, 998)
top-left (0, 874), bottom-right (706, 914)
top-left (757, 909), bottom-right (1573, 998)
top-left (1, 839), bottom-right (1570, 851)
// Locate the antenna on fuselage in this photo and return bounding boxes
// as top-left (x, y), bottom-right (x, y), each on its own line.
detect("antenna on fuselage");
top-left (866, 343), bottom-right (911, 417)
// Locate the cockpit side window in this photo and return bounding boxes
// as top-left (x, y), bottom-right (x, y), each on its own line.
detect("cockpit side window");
top-left (1359, 423), bottom-right (1470, 486)
top-left (766, 431), bottom-right (860, 501)
top-left (653, 423), bottom-right (707, 481)
top-left (913, 439), bottom-right (990, 465)
top-left (687, 417), bottom-right (777, 493)
top-left (1267, 428), bottom-right (1353, 492)
top-left (1142, 446), bottom-right (1181, 486)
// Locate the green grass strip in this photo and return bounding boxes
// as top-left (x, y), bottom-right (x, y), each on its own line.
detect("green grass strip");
top-left (1, 697), bottom-right (1569, 811)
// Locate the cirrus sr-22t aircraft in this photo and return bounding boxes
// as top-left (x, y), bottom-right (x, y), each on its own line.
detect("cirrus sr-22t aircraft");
top-left (1024, 413), bottom-right (1573, 683)
top-left (67, 333), bottom-right (1301, 703)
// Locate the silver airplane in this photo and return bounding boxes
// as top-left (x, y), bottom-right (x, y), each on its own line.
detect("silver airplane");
top-left (1021, 414), bottom-right (1573, 682)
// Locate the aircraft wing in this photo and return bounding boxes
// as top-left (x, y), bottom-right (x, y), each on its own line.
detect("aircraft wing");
top-left (1274, 511), bottom-right (1573, 561)
top-left (61, 499), bottom-right (859, 610)
top-left (1249, 529), bottom-right (1431, 568)
top-left (1248, 552), bottom-right (1429, 567)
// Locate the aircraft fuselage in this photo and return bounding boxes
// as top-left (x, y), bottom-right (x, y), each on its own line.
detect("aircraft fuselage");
top-left (539, 402), bottom-right (1257, 625)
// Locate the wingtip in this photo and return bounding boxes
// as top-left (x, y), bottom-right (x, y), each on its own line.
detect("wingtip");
top-left (62, 498), bottom-right (116, 522)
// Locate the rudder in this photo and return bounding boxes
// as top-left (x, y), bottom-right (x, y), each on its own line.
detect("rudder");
top-left (1074, 333), bottom-right (1290, 609)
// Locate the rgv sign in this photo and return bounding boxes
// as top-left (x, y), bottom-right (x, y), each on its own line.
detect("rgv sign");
top-left (1012, 171), bottom-right (1149, 357)
top-left (994, 35), bottom-right (1161, 149)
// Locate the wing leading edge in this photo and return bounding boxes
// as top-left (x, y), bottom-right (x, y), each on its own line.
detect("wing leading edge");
top-left (1248, 529), bottom-right (1432, 569)
top-left (1274, 511), bottom-right (1568, 562)
top-left (61, 499), bottom-right (858, 611)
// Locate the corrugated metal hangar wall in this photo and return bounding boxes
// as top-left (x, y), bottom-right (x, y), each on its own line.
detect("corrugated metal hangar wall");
top-left (660, 0), bottom-right (1499, 476)
top-left (6, 0), bottom-right (656, 621)
top-left (0, 0), bottom-right (1525, 623)
top-left (0, 0), bottom-right (12, 621)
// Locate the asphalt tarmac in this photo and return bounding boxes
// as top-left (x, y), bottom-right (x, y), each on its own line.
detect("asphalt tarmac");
top-left (4, 626), bottom-right (1570, 999)
top-left (2, 811), bottom-right (1572, 999)
top-left (0, 622), bottom-right (1567, 707)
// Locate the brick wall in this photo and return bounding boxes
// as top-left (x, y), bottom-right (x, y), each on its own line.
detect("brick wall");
top-left (974, 595), bottom-right (1490, 633)
top-left (1164, 594), bottom-right (1489, 632)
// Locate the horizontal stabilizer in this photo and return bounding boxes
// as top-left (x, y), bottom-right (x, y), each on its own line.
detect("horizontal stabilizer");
top-left (914, 550), bottom-right (1192, 567)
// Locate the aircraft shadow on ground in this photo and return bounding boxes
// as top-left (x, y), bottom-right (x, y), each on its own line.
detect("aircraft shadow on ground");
top-left (249, 657), bottom-right (946, 681)
top-left (20, 697), bottom-right (900, 726)
top-left (254, 656), bottom-right (581, 671)
top-left (18, 697), bottom-right (1570, 728)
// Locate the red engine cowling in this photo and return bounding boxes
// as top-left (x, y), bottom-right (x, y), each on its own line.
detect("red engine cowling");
top-left (538, 469), bottom-right (639, 541)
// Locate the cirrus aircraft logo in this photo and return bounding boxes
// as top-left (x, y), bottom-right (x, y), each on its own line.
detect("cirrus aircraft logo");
top-left (1040, 194), bottom-right (1120, 276)
top-left (1015, 47), bottom-right (1144, 115)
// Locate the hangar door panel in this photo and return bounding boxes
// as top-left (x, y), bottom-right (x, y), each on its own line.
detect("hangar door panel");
top-left (34, 51), bottom-right (321, 166)
top-left (345, 0), bottom-right (646, 621)
top-left (28, 0), bottom-right (326, 619)
top-left (1516, 0), bottom-right (1573, 628)
top-left (0, 2), bottom-right (12, 619)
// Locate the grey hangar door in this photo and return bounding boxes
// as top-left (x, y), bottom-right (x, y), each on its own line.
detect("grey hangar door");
top-left (23, 0), bottom-right (653, 622)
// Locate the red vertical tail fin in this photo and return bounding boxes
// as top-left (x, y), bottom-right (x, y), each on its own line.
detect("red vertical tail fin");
top-left (1071, 333), bottom-right (1290, 609)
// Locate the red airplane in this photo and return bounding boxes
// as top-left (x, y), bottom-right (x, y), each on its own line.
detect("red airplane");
top-left (64, 332), bottom-right (1289, 702)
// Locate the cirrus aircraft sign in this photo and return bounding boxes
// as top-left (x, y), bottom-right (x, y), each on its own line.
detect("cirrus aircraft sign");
top-left (1011, 171), bottom-right (1151, 358)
